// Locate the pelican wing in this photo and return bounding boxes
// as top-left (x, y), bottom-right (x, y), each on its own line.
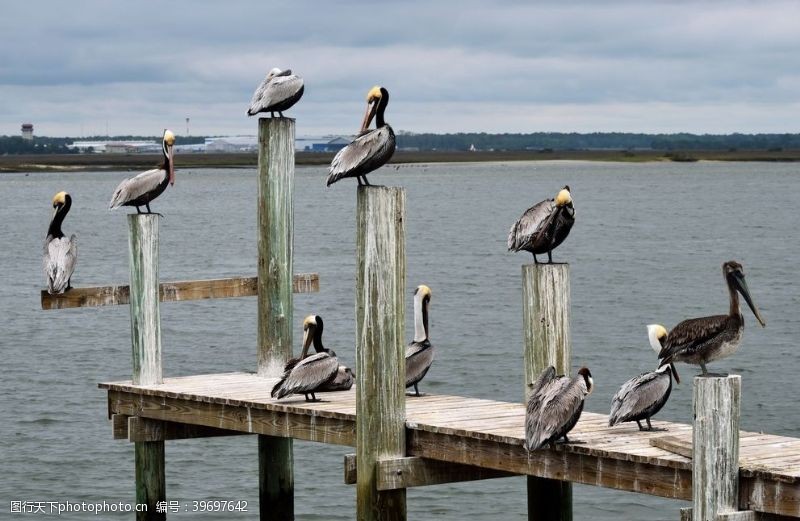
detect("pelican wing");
top-left (271, 353), bottom-right (339, 399)
top-left (109, 168), bottom-right (167, 209)
top-left (526, 375), bottom-right (586, 451)
top-left (43, 235), bottom-right (77, 294)
top-left (526, 366), bottom-right (558, 415)
top-left (508, 199), bottom-right (556, 251)
top-left (247, 75), bottom-right (304, 115)
top-left (326, 126), bottom-right (395, 186)
top-left (659, 315), bottom-right (730, 362)
top-left (405, 341), bottom-right (434, 387)
top-left (319, 366), bottom-right (355, 392)
top-left (609, 370), bottom-right (670, 426)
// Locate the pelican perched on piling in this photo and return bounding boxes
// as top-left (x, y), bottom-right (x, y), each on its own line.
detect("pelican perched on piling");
top-left (508, 186), bottom-right (575, 264)
top-left (326, 86), bottom-right (395, 187)
top-left (271, 315), bottom-right (339, 401)
top-left (43, 191), bottom-right (77, 294)
top-left (406, 285), bottom-right (433, 396)
top-left (658, 261), bottom-right (766, 376)
top-left (247, 68), bottom-right (304, 118)
top-left (525, 366), bottom-right (593, 451)
top-left (109, 130), bottom-right (175, 214)
top-left (609, 325), bottom-right (680, 431)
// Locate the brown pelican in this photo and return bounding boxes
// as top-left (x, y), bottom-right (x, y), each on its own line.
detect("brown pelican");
top-left (326, 86), bottom-right (395, 186)
top-left (247, 68), bottom-right (304, 117)
top-left (43, 191), bottom-right (77, 294)
top-left (109, 129), bottom-right (175, 214)
top-left (271, 315), bottom-right (339, 401)
top-left (525, 366), bottom-right (593, 451)
top-left (318, 365), bottom-right (355, 392)
top-left (406, 285), bottom-right (433, 396)
top-left (658, 261), bottom-right (766, 376)
top-left (609, 324), bottom-right (679, 431)
top-left (508, 186), bottom-right (575, 264)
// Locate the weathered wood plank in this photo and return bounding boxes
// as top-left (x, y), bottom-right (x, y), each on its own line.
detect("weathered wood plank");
top-left (522, 263), bottom-right (573, 521)
top-left (256, 117), bottom-right (296, 520)
top-left (651, 435), bottom-right (693, 459)
top-left (356, 186), bottom-right (407, 521)
top-left (342, 454), bottom-right (517, 489)
top-left (41, 274), bottom-right (319, 309)
top-left (126, 416), bottom-right (249, 442)
top-left (694, 375), bottom-right (741, 521)
top-left (111, 414), bottom-right (129, 440)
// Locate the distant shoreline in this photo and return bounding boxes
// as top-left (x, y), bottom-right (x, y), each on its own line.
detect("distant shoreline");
top-left (2, 149), bottom-right (800, 173)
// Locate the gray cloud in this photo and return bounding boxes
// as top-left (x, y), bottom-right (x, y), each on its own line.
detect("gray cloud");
top-left (1, 0), bottom-right (799, 135)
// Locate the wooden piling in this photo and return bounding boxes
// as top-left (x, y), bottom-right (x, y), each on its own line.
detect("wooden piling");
top-left (256, 117), bottom-right (295, 520)
top-left (693, 375), bottom-right (742, 521)
top-left (355, 186), bottom-right (407, 521)
top-left (127, 214), bottom-right (165, 520)
top-left (521, 263), bottom-right (572, 521)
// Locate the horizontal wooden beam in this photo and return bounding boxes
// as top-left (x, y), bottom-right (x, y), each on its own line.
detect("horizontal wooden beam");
top-left (680, 507), bottom-right (790, 521)
top-left (343, 454), bottom-right (517, 490)
top-left (127, 416), bottom-right (251, 442)
top-left (650, 435), bottom-right (693, 459)
top-left (41, 273), bottom-right (319, 310)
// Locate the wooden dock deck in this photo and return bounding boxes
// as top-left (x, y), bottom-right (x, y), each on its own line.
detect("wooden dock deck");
top-left (101, 372), bottom-right (800, 518)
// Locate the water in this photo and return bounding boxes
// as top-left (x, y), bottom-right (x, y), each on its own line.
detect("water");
top-left (2, 161), bottom-right (797, 519)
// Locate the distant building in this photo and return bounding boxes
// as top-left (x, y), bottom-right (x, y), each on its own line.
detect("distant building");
top-left (311, 136), bottom-right (351, 152)
top-left (21, 123), bottom-right (33, 140)
top-left (205, 136), bottom-right (257, 153)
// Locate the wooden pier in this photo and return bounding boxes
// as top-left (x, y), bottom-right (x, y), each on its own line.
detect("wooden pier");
top-left (42, 117), bottom-right (800, 520)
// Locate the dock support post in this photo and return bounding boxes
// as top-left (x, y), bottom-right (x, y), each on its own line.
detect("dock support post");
top-left (693, 375), bottom-right (741, 521)
top-left (522, 264), bottom-right (572, 521)
top-left (127, 214), bottom-right (165, 520)
top-left (355, 186), bottom-right (407, 521)
top-left (256, 117), bottom-right (296, 520)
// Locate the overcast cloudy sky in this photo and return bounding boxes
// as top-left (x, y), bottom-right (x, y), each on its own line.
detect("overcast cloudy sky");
top-left (2, 1), bottom-right (798, 137)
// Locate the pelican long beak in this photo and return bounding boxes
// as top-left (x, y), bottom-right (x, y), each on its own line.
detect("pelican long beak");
top-left (301, 326), bottom-right (314, 358)
top-left (167, 145), bottom-right (175, 186)
top-left (670, 363), bottom-right (681, 385)
top-left (733, 272), bottom-right (766, 327)
top-left (359, 99), bottom-right (378, 134)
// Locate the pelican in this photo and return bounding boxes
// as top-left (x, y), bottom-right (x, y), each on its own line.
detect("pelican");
top-left (43, 191), bottom-right (77, 294)
top-left (658, 261), bottom-right (766, 376)
top-left (525, 366), bottom-right (593, 451)
top-left (508, 186), bottom-right (575, 263)
top-left (271, 315), bottom-right (339, 401)
top-left (109, 129), bottom-right (175, 214)
top-left (318, 366), bottom-right (355, 392)
top-left (609, 325), bottom-right (680, 431)
top-left (326, 86), bottom-right (395, 186)
top-left (406, 285), bottom-right (433, 396)
top-left (247, 68), bottom-right (304, 117)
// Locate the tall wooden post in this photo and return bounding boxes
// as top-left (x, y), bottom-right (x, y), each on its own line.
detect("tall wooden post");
top-left (693, 375), bottom-right (741, 521)
top-left (521, 264), bottom-right (572, 521)
top-left (256, 117), bottom-right (295, 520)
top-left (127, 214), bottom-right (165, 521)
top-left (355, 186), bottom-right (407, 521)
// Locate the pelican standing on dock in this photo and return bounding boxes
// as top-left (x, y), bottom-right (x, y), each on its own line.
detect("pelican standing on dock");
top-left (508, 186), bottom-right (575, 264)
top-left (271, 315), bottom-right (339, 401)
top-left (525, 366), bottom-right (593, 451)
top-left (247, 68), bottom-right (304, 117)
top-left (43, 191), bottom-right (77, 294)
top-left (109, 129), bottom-right (175, 214)
top-left (326, 86), bottom-right (395, 187)
top-left (406, 285), bottom-right (433, 396)
top-left (609, 325), bottom-right (680, 431)
top-left (658, 261), bottom-right (766, 376)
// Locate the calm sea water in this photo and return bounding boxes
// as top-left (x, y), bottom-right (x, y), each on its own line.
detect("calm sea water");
top-left (2, 161), bottom-right (798, 520)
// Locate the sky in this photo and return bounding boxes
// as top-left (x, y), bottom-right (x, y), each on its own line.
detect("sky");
top-left (1, 0), bottom-right (799, 137)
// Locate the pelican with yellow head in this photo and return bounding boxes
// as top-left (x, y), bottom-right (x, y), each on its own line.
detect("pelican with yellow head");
top-left (109, 129), bottom-right (176, 214)
top-left (327, 85), bottom-right (396, 187)
top-left (406, 284), bottom-right (434, 396)
top-left (43, 191), bottom-right (78, 294)
top-left (507, 185), bottom-right (575, 263)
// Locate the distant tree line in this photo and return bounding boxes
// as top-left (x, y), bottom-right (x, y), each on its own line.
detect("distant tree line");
top-left (395, 132), bottom-right (800, 151)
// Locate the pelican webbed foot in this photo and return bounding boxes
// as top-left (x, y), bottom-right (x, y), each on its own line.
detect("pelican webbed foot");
top-left (303, 393), bottom-right (321, 402)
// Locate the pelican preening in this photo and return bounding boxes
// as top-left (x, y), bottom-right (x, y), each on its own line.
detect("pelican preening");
top-left (109, 129), bottom-right (176, 214)
top-left (508, 186), bottom-right (575, 264)
top-left (319, 365), bottom-right (355, 392)
top-left (247, 68), bottom-right (304, 118)
top-left (658, 261), bottom-right (766, 376)
top-left (43, 191), bottom-right (77, 294)
top-left (608, 325), bottom-right (679, 431)
top-left (525, 366), bottom-right (593, 451)
top-left (327, 86), bottom-right (396, 187)
top-left (406, 285), bottom-right (434, 396)
top-left (271, 315), bottom-right (339, 402)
